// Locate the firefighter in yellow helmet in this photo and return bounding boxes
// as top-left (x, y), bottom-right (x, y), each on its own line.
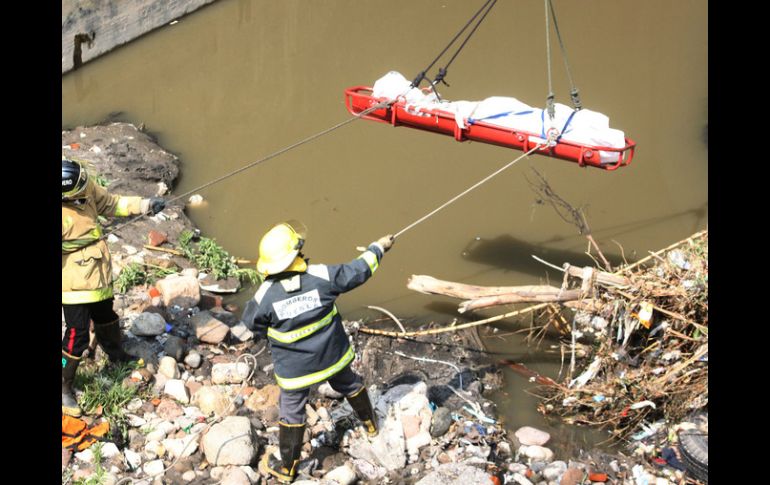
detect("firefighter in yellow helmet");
top-left (242, 220), bottom-right (393, 483)
top-left (62, 158), bottom-right (166, 417)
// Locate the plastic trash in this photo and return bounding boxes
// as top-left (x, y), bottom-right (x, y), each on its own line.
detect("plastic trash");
top-left (667, 250), bottom-right (692, 270)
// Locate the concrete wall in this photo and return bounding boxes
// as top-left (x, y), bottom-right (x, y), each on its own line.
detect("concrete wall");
top-left (62, 0), bottom-right (219, 74)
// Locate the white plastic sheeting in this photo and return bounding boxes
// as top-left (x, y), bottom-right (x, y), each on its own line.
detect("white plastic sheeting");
top-left (372, 71), bottom-right (626, 163)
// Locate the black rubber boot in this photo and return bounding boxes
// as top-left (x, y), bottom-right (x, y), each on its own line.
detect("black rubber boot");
top-left (347, 386), bottom-right (378, 437)
top-left (262, 421), bottom-right (305, 483)
top-left (93, 319), bottom-right (138, 365)
top-left (62, 351), bottom-right (82, 417)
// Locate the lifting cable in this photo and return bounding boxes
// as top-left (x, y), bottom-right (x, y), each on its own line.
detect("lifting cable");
top-left (100, 98), bottom-right (396, 240)
top-left (392, 143), bottom-right (543, 240)
top-left (411, 0), bottom-right (498, 96)
top-left (544, 0), bottom-right (581, 120)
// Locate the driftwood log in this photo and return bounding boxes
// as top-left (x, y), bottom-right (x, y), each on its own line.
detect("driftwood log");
top-left (408, 275), bottom-right (587, 313)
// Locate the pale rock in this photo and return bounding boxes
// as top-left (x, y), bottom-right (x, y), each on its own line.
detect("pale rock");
top-left (201, 416), bottom-right (255, 466)
top-left (159, 356), bottom-right (180, 379)
top-left (323, 463), bottom-right (357, 485)
top-left (191, 311), bottom-right (229, 344)
top-left (143, 459), bottom-right (165, 477)
top-left (318, 382), bottom-right (344, 399)
top-left (185, 351), bottom-right (202, 368)
top-left (230, 323), bottom-right (254, 342)
top-left (100, 442), bottom-right (120, 459)
top-left (515, 426), bottom-right (551, 446)
top-left (212, 362), bottom-right (251, 384)
top-left (182, 471), bottom-right (196, 481)
top-left (156, 274), bottom-right (201, 308)
top-left (196, 386), bottom-right (231, 416)
top-left (162, 435), bottom-right (199, 459)
top-left (221, 467), bottom-right (251, 485)
top-left (415, 462), bottom-right (493, 485)
top-left (164, 379), bottom-right (190, 403)
top-left (124, 448), bottom-right (142, 470)
top-left (520, 445), bottom-right (554, 463)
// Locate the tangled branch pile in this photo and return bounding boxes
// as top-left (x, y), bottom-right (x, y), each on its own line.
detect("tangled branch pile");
top-left (535, 230), bottom-right (708, 441)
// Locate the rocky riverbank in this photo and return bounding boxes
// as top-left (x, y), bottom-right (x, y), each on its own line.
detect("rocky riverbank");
top-left (61, 123), bottom-right (698, 485)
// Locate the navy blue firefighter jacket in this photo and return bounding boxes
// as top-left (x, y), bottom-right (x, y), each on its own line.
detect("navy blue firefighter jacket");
top-left (242, 243), bottom-right (384, 390)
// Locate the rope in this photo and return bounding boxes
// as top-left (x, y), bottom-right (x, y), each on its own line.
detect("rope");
top-left (412, 0), bottom-right (497, 88)
top-left (544, 0), bottom-right (555, 120)
top-left (433, 0), bottom-right (498, 87)
top-left (101, 99), bottom-right (395, 239)
top-left (548, 0), bottom-right (581, 110)
top-left (393, 144), bottom-right (542, 239)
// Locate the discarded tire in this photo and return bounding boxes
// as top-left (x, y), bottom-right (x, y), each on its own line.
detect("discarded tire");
top-left (678, 412), bottom-right (708, 483)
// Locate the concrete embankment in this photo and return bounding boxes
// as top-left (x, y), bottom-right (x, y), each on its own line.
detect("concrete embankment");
top-left (62, 0), bottom-right (219, 73)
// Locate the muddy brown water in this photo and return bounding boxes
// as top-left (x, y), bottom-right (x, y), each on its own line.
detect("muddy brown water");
top-left (62, 0), bottom-right (707, 452)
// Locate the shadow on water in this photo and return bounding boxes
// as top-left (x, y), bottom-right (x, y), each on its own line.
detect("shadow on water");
top-left (460, 202), bottom-right (709, 280)
top-left (462, 233), bottom-right (623, 278)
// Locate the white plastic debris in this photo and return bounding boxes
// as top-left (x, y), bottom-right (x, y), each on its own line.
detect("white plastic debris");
top-left (188, 194), bottom-right (205, 206)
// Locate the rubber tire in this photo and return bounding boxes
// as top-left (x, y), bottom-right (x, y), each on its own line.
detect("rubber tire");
top-left (678, 412), bottom-right (708, 483)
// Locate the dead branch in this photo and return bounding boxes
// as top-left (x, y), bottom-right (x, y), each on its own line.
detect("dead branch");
top-left (358, 303), bottom-right (550, 337)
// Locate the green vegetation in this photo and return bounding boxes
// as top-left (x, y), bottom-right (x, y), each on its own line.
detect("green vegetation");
top-left (178, 230), bottom-right (261, 284)
top-left (93, 173), bottom-right (111, 188)
top-left (114, 262), bottom-right (176, 293)
top-left (74, 360), bottom-right (146, 441)
top-left (72, 442), bottom-right (107, 485)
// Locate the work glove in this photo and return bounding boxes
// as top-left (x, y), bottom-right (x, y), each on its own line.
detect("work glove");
top-left (145, 197), bottom-right (166, 215)
top-left (375, 234), bottom-right (395, 253)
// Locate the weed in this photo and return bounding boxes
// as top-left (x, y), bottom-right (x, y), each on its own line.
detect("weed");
top-left (74, 360), bottom-right (146, 441)
top-left (72, 442), bottom-right (107, 485)
top-left (178, 230), bottom-right (261, 284)
top-left (93, 173), bottom-right (111, 188)
top-left (114, 262), bottom-right (176, 293)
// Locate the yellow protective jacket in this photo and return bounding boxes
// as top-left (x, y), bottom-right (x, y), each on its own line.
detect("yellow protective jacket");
top-left (62, 180), bottom-right (144, 304)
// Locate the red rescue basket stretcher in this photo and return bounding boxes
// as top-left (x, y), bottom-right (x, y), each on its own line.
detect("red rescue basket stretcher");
top-left (345, 86), bottom-right (636, 171)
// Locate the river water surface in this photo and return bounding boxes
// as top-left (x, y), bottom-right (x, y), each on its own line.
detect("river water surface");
top-left (62, 0), bottom-right (707, 453)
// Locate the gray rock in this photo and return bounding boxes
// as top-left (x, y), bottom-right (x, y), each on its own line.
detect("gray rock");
top-left (416, 463), bottom-right (492, 485)
top-left (542, 461), bottom-right (567, 481)
top-left (163, 335), bottom-right (187, 361)
top-left (201, 416), bottom-right (255, 466)
top-left (122, 338), bottom-right (159, 366)
top-left (430, 407), bottom-right (452, 437)
top-left (184, 351), bottom-right (202, 368)
top-left (130, 312), bottom-right (166, 337)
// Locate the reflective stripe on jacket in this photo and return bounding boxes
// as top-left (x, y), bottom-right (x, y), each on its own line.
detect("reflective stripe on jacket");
top-left (62, 180), bottom-right (144, 304)
top-left (243, 244), bottom-right (384, 390)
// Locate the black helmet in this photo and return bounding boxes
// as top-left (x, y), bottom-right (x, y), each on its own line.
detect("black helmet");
top-left (62, 158), bottom-right (88, 200)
